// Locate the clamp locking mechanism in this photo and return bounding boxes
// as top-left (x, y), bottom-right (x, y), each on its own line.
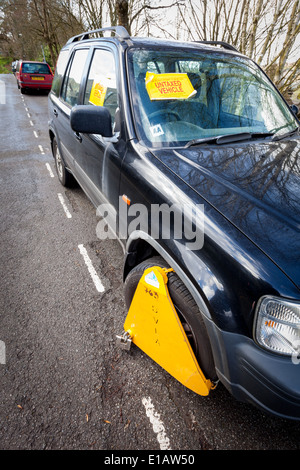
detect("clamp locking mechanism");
top-left (116, 331), bottom-right (132, 351)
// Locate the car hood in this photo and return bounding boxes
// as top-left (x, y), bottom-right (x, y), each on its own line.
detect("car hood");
top-left (151, 137), bottom-right (300, 289)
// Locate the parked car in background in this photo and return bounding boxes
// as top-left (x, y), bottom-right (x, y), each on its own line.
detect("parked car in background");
top-left (11, 60), bottom-right (18, 74)
top-left (15, 60), bottom-right (53, 94)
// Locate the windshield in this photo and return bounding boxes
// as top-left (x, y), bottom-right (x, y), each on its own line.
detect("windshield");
top-left (127, 48), bottom-right (298, 147)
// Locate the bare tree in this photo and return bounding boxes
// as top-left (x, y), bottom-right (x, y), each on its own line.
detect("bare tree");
top-left (106, 0), bottom-right (180, 36)
top-left (176, 0), bottom-right (300, 96)
top-left (77, 0), bottom-right (104, 30)
top-left (0, 0), bottom-right (84, 64)
top-left (1, 0), bottom-right (298, 98)
top-left (28, 0), bottom-right (84, 64)
top-left (0, 0), bottom-right (33, 59)
top-left (116, 0), bottom-right (129, 31)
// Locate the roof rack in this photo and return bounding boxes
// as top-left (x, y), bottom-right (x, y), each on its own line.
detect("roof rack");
top-left (195, 40), bottom-right (239, 52)
top-left (66, 26), bottom-right (131, 45)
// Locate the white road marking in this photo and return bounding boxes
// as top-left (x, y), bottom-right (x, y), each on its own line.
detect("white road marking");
top-left (78, 244), bottom-right (105, 293)
top-left (33, 130), bottom-right (38, 139)
top-left (0, 80), bottom-right (6, 104)
top-left (0, 340), bottom-right (6, 364)
top-left (27, 112), bottom-right (31, 118)
top-left (30, 120), bottom-right (34, 126)
top-left (57, 193), bottom-right (72, 219)
top-left (45, 163), bottom-right (54, 177)
top-left (142, 397), bottom-right (171, 450)
top-left (39, 145), bottom-right (45, 154)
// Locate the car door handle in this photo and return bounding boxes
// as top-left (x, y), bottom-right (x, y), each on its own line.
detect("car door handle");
top-left (74, 132), bottom-right (82, 143)
top-left (53, 108), bottom-right (58, 117)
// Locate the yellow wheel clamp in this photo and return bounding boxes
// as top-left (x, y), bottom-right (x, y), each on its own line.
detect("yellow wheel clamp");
top-left (117, 266), bottom-right (214, 396)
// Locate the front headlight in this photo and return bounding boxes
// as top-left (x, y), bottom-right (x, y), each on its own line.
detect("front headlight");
top-left (254, 296), bottom-right (300, 356)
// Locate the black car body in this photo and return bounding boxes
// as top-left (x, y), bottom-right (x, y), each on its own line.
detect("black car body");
top-left (48, 27), bottom-right (300, 420)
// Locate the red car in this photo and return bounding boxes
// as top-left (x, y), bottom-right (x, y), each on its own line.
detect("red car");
top-left (15, 60), bottom-right (53, 94)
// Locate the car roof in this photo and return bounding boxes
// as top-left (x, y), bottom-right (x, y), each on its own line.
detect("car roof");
top-left (64, 26), bottom-right (243, 58)
top-left (128, 37), bottom-right (245, 58)
top-left (21, 60), bottom-right (50, 64)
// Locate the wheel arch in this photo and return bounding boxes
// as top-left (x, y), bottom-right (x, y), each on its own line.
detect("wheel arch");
top-left (123, 231), bottom-right (212, 321)
top-left (49, 128), bottom-right (55, 154)
top-left (123, 231), bottom-right (221, 381)
top-left (49, 130), bottom-right (70, 171)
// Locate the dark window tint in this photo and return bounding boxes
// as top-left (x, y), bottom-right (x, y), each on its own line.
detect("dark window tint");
top-left (51, 50), bottom-right (69, 97)
top-left (61, 49), bottom-right (89, 107)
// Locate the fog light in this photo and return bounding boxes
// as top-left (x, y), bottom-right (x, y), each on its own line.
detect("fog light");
top-left (254, 296), bottom-right (300, 356)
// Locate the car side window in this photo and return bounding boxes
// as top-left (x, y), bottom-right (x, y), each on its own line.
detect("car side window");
top-left (61, 49), bottom-right (89, 107)
top-left (51, 50), bottom-right (69, 97)
top-left (84, 49), bottom-right (118, 125)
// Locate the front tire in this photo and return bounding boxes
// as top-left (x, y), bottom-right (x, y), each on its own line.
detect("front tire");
top-left (124, 256), bottom-right (217, 381)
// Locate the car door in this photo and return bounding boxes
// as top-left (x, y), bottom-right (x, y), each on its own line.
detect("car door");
top-left (56, 48), bottom-right (90, 170)
top-left (72, 47), bottom-right (122, 210)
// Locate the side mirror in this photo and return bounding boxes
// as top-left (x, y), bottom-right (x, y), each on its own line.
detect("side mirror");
top-left (290, 104), bottom-right (299, 116)
top-left (70, 105), bottom-right (112, 137)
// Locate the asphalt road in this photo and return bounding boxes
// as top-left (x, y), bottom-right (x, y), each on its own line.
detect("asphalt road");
top-left (1, 73), bottom-right (300, 453)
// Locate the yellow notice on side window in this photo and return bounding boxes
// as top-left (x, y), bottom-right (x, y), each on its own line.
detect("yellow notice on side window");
top-left (89, 79), bottom-right (107, 106)
top-left (145, 72), bottom-right (196, 101)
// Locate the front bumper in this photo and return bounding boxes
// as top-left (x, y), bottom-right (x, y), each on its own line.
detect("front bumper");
top-left (206, 318), bottom-right (300, 420)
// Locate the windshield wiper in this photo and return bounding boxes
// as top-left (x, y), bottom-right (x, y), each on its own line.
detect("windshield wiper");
top-left (184, 131), bottom-right (274, 148)
top-left (271, 126), bottom-right (299, 141)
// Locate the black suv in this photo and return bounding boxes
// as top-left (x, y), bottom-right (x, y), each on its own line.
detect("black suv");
top-left (48, 26), bottom-right (300, 420)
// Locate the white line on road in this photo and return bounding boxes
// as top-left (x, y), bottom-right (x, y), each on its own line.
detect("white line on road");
top-left (0, 340), bottom-right (6, 365)
top-left (57, 193), bottom-right (72, 219)
top-left (45, 163), bottom-right (54, 177)
top-left (30, 120), bottom-right (34, 126)
top-left (27, 112), bottom-right (31, 118)
top-left (39, 145), bottom-right (45, 154)
top-left (0, 80), bottom-right (6, 105)
top-left (78, 244), bottom-right (105, 293)
top-left (142, 397), bottom-right (172, 450)
top-left (33, 130), bottom-right (38, 139)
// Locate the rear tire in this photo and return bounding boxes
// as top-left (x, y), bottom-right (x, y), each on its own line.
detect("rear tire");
top-left (124, 256), bottom-right (217, 381)
top-left (53, 137), bottom-right (74, 187)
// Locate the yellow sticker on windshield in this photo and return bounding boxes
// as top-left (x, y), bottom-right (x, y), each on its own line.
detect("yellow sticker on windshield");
top-left (145, 72), bottom-right (196, 100)
top-left (89, 79), bottom-right (107, 106)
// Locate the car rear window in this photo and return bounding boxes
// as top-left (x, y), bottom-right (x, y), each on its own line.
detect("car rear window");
top-left (22, 63), bottom-right (51, 74)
